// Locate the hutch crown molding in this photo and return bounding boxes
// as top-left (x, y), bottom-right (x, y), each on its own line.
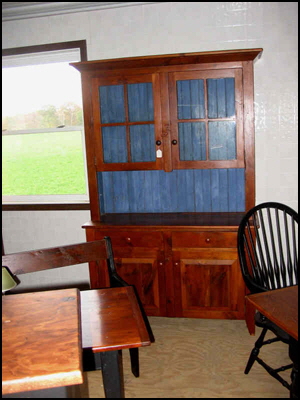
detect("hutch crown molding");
top-left (72, 48), bottom-right (263, 319)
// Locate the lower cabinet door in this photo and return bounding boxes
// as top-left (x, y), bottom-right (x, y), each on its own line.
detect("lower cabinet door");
top-left (173, 249), bottom-right (245, 319)
top-left (91, 230), bottom-right (167, 316)
top-left (114, 253), bottom-right (166, 316)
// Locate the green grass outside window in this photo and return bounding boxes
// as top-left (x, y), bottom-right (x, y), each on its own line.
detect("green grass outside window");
top-left (2, 131), bottom-right (86, 196)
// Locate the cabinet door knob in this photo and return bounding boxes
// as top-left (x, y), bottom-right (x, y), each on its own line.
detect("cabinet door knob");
top-left (172, 140), bottom-right (177, 145)
top-left (205, 238), bottom-right (210, 243)
top-left (156, 140), bottom-right (161, 146)
top-left (126, 237), bottom-right (131, 242)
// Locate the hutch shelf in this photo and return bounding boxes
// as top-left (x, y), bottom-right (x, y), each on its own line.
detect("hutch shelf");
top-left (72, 48), bottom-right (263, 319)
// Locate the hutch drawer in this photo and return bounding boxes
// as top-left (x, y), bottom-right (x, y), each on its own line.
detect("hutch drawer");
top-left (172, 231), bottom-right (237, 248)
top-left (103, 231), bottom-right (163, 248)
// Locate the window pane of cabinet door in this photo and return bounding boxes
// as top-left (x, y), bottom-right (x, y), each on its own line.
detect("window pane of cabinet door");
top-left (127, 82), bottom-right (154, 122)
top-left (130, 124), bottom-right (156, 162)
top-left (127, 83), bottom-right (156, 162)
top-left (178, 122), bottom-right (206, 161)
top-left (102, 126), bottom-right (127, 163)
top-left (99, 84), bottom-right (126, 123)
top-left (169, 69), bottom-right (244, 169)
top-left (208, 121), bottom-right (236, 160)
top-left (207, 77), bottom-right (235, 118)
top-left (93, 74), bottom-right (162, 171)
top-left (177, 79), bottom-right (205, 119)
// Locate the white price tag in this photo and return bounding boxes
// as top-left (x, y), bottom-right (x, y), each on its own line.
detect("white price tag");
top-left (156, 149), bottom-right (162, 158)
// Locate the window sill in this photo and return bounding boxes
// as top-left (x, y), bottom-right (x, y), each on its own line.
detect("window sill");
top-left (2, 203), bottom-right (90, 211)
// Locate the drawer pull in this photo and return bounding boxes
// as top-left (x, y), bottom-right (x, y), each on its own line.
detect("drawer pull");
top-left (126, 237), bottom-right (131, 242)
top-left (205, 238), bottom-right (211, 243)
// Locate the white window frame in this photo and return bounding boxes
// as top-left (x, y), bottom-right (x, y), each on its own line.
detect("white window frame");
top-left (2, 41), bottom-right (89, 205)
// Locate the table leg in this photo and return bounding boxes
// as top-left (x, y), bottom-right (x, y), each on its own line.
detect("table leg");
top-left (245, 299), bottom-right (256, 335)
top-left (100, 350), bottom-right (124, 398)
top-left (289, 338), bottom-right (298, 398)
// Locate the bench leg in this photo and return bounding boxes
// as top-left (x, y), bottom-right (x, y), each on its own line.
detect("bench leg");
top-left (129, 348), bottom-right (139, 377)
top-left (100, 350), bottom-right (124, 398)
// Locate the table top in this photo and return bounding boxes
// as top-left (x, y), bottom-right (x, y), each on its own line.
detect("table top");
top-left (245, 285), bottom-right (298, 340)
top-left (2, 288), bottom-right (83, 395)
top-left (80, 286), bottom-right (151, 352)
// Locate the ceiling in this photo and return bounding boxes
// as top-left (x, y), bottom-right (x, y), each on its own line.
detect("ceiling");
top-left (2, 2), bottom-right (161, 21)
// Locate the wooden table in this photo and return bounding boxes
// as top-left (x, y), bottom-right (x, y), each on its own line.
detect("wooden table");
top-left (80, 286), bottom-right (151, 398)
top-left (2, 288), bottom-right (83, 396)
top-left (245, 285), bottom-right (298, 339)
top-left (245, 285), bottom-right (298, 398)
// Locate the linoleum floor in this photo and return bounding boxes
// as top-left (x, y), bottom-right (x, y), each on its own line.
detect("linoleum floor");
top-left (80, 317), bottom-right (291, 398)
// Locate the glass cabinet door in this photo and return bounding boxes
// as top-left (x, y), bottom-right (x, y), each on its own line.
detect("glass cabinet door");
top-left (169, 69), bottom-right (244, 169)
top-left (93, 74), bottom-right (162, 171)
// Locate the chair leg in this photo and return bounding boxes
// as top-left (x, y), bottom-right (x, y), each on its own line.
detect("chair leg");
top-left (245, 327), bottom-right (268, 374)
top-left (129, 348), bottom-right (139, 377)
top-left (289, 338), bottom-right (299, 398)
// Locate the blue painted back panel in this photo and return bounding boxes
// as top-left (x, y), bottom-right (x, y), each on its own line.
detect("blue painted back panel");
top-left (102, 126), bottom-right (128, 163)
top-left (177, 79), bottom-right (205, 119)
top-left (99, 85), bottom-right (125, 123)
top-left (130, 124), bottom-right (156, 162)
top-left (127, 83), bottom-right (154, 122)
top-left (208, 121), bottom-right (236, 160)
top-left (98, 169), bottom-right (245, 213)
top-left (178, 122), bottom-right (206, 161)
top-left (207, 78), bottom-right (235, 118)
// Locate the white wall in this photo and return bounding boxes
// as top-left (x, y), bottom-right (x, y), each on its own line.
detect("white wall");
top-left (2, 210), bottom-right (91, 291)
top-left (2, 2), bottom-right (298, 260)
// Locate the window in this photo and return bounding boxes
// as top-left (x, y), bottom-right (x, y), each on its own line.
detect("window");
top-left (2, 41), bottom-right (89, 206)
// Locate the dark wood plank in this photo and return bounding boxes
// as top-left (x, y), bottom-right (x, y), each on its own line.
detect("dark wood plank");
top-left (2, 203), bottom-right (90, 211)
top-left (80, 286), bottom-right (151, 351)
top-left (2, 40), bottom-right (87, 61)
top-left (71, 48), bottom-right (263, 73)
top-left (82, 212), bottom-right (245, 228)
top-left (2, 240), bottom-right (108, 275)
top-left (245, 285), bottom-right (298, 340)
top-left (242, 60), bottom-right (256, 211)
top-left (2, 289), bottom-right (83, 395)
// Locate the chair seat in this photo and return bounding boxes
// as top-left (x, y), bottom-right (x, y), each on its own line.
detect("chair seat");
top-left (255, 312), bottom-right (290, 343)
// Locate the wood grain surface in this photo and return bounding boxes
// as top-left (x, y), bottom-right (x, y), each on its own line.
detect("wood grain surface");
top-left (2, 289), bottom-right (83, 395)
top-left (245, 285), bottom-right (298, 340)
top-left (80, 286), bottom-right (151, 351)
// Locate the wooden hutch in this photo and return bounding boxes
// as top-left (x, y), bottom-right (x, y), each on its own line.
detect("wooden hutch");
top-left (71, 48), bottom-right (263, 319)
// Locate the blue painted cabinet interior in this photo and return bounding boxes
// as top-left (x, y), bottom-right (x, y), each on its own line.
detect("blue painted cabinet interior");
top-left (98, 76), bottom-right (238, 165)
top-left (99, 82), bottom-right (155, 163)
top-left (97, 71), bottom-right (245, 214)
top-left (98, 169), bottom-right (245, 213)
top-left (176, 77), bottom-right (236, 162)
